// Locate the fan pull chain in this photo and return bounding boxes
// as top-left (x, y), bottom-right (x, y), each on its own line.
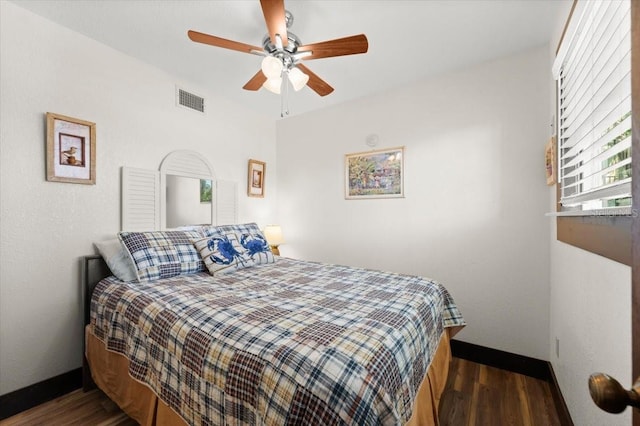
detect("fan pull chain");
top-left (281, 71), bottom-right (290, 117)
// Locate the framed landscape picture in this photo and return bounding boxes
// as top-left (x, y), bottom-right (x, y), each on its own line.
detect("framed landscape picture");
top-left (46, 112), bottom-right (96, 184)
top-left (345, 146), bottom-right (404, 199)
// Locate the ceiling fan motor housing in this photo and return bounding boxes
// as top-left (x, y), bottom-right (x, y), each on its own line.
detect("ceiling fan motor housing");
top-left (262, 32), bottom-right (301, 70)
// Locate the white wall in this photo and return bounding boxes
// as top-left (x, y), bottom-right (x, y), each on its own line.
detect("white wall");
top-left (547, 3), bottom-right (633, 425)
top-left (0, 2), bottom-right (277, 395)
top-left (549, 236), bottom-right (631, 426)
top-left (276, 46), bottom-right (551, 360)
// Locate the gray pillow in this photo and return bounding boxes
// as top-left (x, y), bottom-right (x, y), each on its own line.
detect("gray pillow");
top-left (94, 238), bottom-right (138, 282)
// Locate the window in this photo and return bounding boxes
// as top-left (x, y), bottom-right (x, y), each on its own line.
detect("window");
top-left (553, 0), bottom-right (633, 265)
top-left (554, 0), bottom-right (632, 213)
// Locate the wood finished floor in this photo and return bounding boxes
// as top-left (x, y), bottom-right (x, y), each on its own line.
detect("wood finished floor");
top-left (0, 357), bottom-right (561, 426)
top-left (438, 358), bottom-right (561, 426)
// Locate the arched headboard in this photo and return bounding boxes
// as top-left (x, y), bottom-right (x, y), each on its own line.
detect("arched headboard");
top-left (160, 150), bottom-right (216, 229)
top-left (159, 150), bottom-right (216, 181)
top-left (121, 150), bottom-right (237, 231)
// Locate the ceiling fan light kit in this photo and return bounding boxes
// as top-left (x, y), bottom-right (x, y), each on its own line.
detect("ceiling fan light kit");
top-left (187, 0), bottom-right (369, 114)
top-left (287, 67), bottom-right (309, 91)
top-left (262, 75), bottom-right (282, 94)
top-left (261, 56), bottom-right (283, 79)
top-left (259, 55), bottom-right (308, 94)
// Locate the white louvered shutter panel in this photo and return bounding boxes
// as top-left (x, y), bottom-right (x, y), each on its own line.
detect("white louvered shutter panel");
top-left (121, 167), bottom-right (160, 231)
top-left (553, 0), bottom-right (632, 214)
top-left (215, 180), bottom-right (238, 225)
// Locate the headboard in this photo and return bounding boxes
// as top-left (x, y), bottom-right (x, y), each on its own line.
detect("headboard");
top-left (82, 255), bottom-right (112, 325)
top-left (121, 150), bottom-right (238, 232)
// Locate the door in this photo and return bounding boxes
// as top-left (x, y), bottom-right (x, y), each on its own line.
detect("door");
top-left (633, 0), bottom-right (639, 421)
top-left (590, 2), bottom-right (640, 424)
top-left (631, 1), bottom-right (638, 424)
top-left (634, 1), bottom-right (639, 421)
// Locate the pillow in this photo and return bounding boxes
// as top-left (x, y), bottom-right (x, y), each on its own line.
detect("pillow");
top-left (201, 223), bottom-right (275, 263)
top-left (200, 222), bottom-right (262, 238)
top-left (174, 224), bottom-right (207, 233)
top-left (94, 239), bottom-right (138, 282)
top-left (194, 233), bottom-right (255, 275)
top-left (118, 230), bottom-right (205, 282)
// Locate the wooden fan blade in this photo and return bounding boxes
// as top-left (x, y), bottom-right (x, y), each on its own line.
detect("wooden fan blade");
top-left (260, 0), bottom-right (288, 47)
top-left (298, 34), bottom-right (368, 60)
top-left (243, 70), bottom-right (267, 91)
top-left (296, 64), bottom-right (334, 96)
top-left (188, 30), bottom-right (262, 54)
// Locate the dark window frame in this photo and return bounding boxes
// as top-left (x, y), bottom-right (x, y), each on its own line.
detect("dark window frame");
top-left (555, 0), bottom-right (634, 267)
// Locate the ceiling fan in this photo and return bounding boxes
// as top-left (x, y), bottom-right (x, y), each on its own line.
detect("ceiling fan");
top-left (187, 0), bottom-right (369, 97)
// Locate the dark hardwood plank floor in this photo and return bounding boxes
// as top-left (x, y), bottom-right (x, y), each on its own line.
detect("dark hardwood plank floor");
top-left (0, 357), bottom-right (562, 425)
top-left (0, 387), bottom-right (136, 426)
top-left (439, 357), bottom-right (562, 426)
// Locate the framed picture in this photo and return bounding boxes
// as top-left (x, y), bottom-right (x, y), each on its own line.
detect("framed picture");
top-left (345, 146), bottom-right (404, 199)
top-left (545, 136), bottom-right (557, 185)
top-left (46, 112), bottom-right (96, 184)
top-left (247, 159), bottom-right (266, 197)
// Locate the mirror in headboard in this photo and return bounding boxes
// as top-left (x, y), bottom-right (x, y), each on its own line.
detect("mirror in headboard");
top-left (166, 175), bottom-right (212, 228)
top-left (159, 150), bottom-right (215, 229)
top-left (121, 150), bottom-right (238, 231)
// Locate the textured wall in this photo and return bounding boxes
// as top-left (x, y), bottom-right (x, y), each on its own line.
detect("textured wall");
top-left (0, 2), bottom-right (276, 394)
top-left (276, 46), bottom-right (552, 360)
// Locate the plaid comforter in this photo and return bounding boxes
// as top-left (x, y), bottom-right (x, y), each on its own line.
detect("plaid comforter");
top-left (89, 257), bottom-right (465, 425)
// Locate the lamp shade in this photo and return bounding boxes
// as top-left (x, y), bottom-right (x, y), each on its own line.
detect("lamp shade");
top-left (261, 56), bottom-right (283, 79)
top-left (262, 77), bottom-right (282, 94)
top-left (263, 225), bottom-right (284, 245)
top-left (287, 67), bottom-right (309, 91)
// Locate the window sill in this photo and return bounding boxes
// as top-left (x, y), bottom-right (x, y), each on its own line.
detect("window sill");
top-left (557, 215), bottom-right (632, 266)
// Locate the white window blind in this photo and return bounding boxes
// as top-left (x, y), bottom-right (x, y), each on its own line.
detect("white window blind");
top-left (553, 0), bottom-right (632, 214)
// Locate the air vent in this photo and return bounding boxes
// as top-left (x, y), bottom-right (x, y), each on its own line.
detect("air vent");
top-left (176, 87), bottom-right (205, 113)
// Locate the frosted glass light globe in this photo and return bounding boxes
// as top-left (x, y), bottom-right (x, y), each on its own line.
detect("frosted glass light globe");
top-left (262, 77), bottom-right (282, 94)
top-left (261, 56), bottom-right (283, 79)
top-left (288, 67), bottom-right (309, 91)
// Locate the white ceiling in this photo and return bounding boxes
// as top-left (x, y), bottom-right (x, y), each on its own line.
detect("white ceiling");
top-left (11, 0), bottom-right (567, 119)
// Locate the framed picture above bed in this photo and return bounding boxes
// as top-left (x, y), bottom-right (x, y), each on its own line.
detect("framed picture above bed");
top-left (345, 146), bottom-right (404, 199)
top-left (46, 112), bottom-right (96, 185)
top-left (247, 159), bottom-right (266, 197)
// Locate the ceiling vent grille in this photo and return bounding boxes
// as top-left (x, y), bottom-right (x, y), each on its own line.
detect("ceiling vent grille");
top-left (176, 87), bottom-right (205, 113)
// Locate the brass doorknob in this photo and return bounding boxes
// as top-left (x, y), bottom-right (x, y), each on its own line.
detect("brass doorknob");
top-left (588, 373), bottom-right (640, 413)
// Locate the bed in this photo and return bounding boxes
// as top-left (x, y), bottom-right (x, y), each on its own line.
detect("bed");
top-left (83, 224), bottom-right (465, 425)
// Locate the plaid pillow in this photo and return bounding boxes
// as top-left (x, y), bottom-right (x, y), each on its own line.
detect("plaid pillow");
top-left (119, 230), bottom-right (205, 282)
top-left (200, 222), bottom-right (262, 238)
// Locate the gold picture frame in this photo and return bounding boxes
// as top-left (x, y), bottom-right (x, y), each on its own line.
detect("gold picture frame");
top-left (545, 136), bottom-right (557, 186)
top-left (345, 146), bottom-right (404, 199)
top-left (46, 112), bottom-right (96, 184)
top-left (247, 159), bottom-right (266, 197)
